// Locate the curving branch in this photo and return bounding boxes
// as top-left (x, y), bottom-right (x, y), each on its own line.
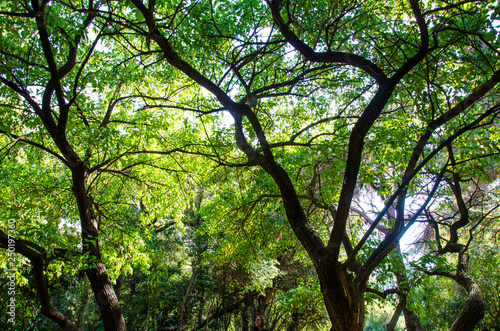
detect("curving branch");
top-left (422, 0), bottom-right (481, 17)
top-left (423, 250), bottom-right (484, 331)
top-left (390, 0), bottom-right (429, 83)
top-left (31, 0), bottom-right (68, 121)
top-left (31, 0), bottom-right (100, 132)
top-left (346, 75), bottom-right (500, 269)
top-left (0, 229), bottom-right (78, 331)
top-left (402, 69), bottom-right (500, 184)
top-left (129, 0), bottom-right (328, 266)
top-left (438, 146), bottom-right (470, 254)
top-left (365, 287), bottom-right (400, 299)
top-left (354, 161), bottom-right (447, 287)
top-left (266, 0), bottom-right (388, 84)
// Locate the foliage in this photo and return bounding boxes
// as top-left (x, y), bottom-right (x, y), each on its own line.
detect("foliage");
top-left (0, 0), bottom-right (499, 330)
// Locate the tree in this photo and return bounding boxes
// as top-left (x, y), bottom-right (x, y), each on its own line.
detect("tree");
top-left (0, 0), bottom-right (127, 327)
top-left (0, 1), bottom-right (199, 330)
top-left (1, 0), bottom-right (499, 330)
top-left (120, 0), bottom-right (500, 329)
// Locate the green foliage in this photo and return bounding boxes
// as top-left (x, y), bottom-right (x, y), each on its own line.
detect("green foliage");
top-left (1, 0), bottom-right (500, 329)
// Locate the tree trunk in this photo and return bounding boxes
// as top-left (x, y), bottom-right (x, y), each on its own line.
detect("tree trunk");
top-left (316, 260), bottom-right (359, 331)
top-left (85, 262), bottom-right (126, 330)
top-left (449, 283), bottom-right (484, 331)
top-left (387, 300), bottom-right (403, 331)
top-left (449, 251), bottom-right (484, 331)
top-left (72, 166), bottom-right (126, 331)
top-left (402, 304), bottom-right (422, 331)
top-left (425, 251), bottom-right (485, 331)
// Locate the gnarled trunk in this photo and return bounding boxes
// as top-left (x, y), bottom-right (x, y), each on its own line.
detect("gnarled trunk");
top-left (449, 251), bottom-right (484, 331)
top-left (449, 283), bottom-right (484, 331)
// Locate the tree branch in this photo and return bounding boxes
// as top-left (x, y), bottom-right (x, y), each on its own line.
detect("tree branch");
top-left (0, 229), bottom-right (78, 330)
top-left (265, 0), bottom-right (388, 84)
top-left (0, 130), bottom-right (69, 167)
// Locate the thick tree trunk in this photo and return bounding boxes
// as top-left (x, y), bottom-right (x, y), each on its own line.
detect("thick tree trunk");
top-left (86, 263), bottom-right (126, 330)
top-left (449, 283), bottom-right (484, 331)
top-left (316, 261), bottom-right (359, 331)
top-left (401, 300), bottom-right (422, 331)
top-left (448, 251), bottom-right (484, 331)
top-left (72, 166), bottom-right (126, 331)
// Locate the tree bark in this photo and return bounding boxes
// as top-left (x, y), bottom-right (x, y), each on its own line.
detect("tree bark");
top-left (401, 300), bottom-right (422, 331)
top-left (424, 251), bottom-right (485, 331)
top-left (449, 283), bottom-right (484, 331)
top-left (387, 300), bottom-right (403, 331)
top-left (72, 166), bottom-right (127, 331)
top-left (448, 251), bottom-right (484, 331)
top-left (316, 260), bottom-right (359, 331)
